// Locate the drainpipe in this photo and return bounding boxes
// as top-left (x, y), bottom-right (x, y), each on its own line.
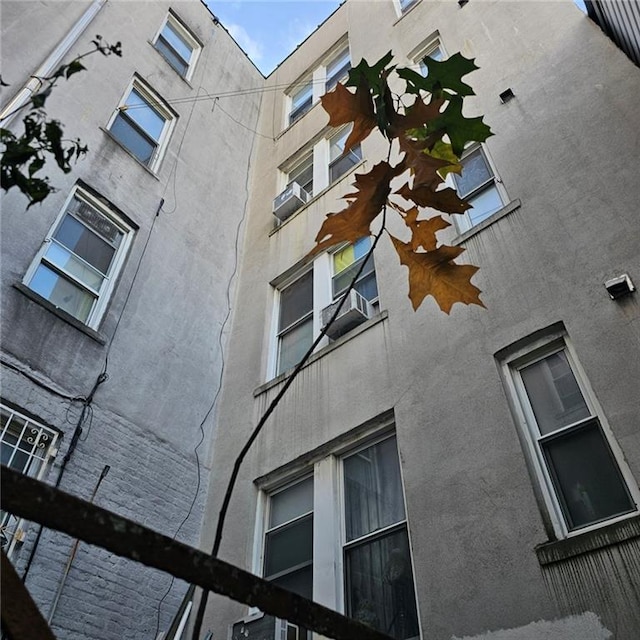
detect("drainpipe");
top-left (0, 0), bottom-right (108, 125)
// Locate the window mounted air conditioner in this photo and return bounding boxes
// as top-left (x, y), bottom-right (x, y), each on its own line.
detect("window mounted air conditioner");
top-left (273, 182), bottom-right (310, 222)
top-left (231, 614), bottom-right (302, 640)
top-left (321, 289), bottom-right (371, 340)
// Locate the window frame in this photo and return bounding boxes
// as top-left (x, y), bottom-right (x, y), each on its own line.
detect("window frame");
top-left (501, 334), bottom-right (639, 539)
top-left (107, 77), bottom-right (177, 172)
top-left (284, 39), bottom-right (351, 129)
top-left (451, 144), bottom-right (508, 234)
top-left (1, 402), bottom-right (59, 559)
top-left (23, 185), bottom-right (134, 329)
top-left (269, 242), bottom-right (379, 379)
top-left (255, 430), bottom-right (420, 638)
top-left (152, 11), bottom-right (201, 81)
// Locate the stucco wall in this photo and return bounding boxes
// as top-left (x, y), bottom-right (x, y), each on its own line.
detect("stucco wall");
top-left (1, 1), bottom-right (263, 638)
top-left (201, 1), bottom-right (640, 639)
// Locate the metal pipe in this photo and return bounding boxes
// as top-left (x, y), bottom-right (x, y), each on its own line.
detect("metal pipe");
top-left (46, 464), bottom-right (110, 624)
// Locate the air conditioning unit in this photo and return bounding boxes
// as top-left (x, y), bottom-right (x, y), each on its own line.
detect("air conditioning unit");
top-left (230, 614), bottom-right (302, 640)
top-left (273, 182), bottom-right (310, 222)
top-left (321, 289), bottom-right (371, 340)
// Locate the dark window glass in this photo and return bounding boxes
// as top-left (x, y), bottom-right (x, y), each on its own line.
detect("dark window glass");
top-left (543, 421), bottom-right (634, 529)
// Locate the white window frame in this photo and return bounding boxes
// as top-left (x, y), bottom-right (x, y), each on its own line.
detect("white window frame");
top-left (394, 0), bottom-right (421, 17)
top-left (277, 126), bottom-right (363, 210)
top-left (254, 429), bottom-right (420, 637)
top-left (23, 185), bottom-right (134, 329)
top-left (152, 11), bottom-right (201, 81)
top-left (284, 39), bottom-right (351, 129)
top-left (268, 239), bottom-right (378, 379)
top-left (450, 144), bottom-right (508, 234)
top-left (1, 402), bottom-right (59, 559)
top-left (107, 77), bottom-right (177, 172)
top-left (501, 333), bottom-right (639, 539)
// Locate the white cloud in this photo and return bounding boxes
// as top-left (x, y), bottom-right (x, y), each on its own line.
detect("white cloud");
top-left (227, 23), bottom-right (264, 62)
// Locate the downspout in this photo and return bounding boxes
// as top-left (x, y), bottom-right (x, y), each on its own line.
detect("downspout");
top-left (0, 0), bottom-right (108, 125)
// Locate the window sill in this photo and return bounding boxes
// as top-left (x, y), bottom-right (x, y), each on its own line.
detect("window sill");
top-left (535, 513), bottom-right (640, 566)
top-left (269, 159), bottom-right (367, 235)
top-left (13, 283), bottom-right (107, 345)
top-left (453, 198), bottom-right (521, 245)
top-left (255, 309), bottom-right (388, 397)
top-left (99, 127), bottom-right (162, 179)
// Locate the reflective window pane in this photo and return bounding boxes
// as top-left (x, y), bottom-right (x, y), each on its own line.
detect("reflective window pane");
top-left (466, 185), bottom-right (503, 226)
top-left (156, 37), bottom-right (189, 76)
top-left (543, 421), bottom-right (634, 529)
top-left (521, 351), bottom-right (591, 435)
top-left (264, 514), bottom-right (313, 577)
top-left (30, 264), bottom-right (95, 322)
top-left (270, 477), bottom-right (314, 528)
top-left (44, 244), bottom-right (104, 291)
top-left (278, 317), bottom-right (313, 375)
top-left (288, 157), bottom-right (314, 196)
top-left (124, 89), bottom-right (166, 141)
top-left (326, 49), bottom-right (350, 92)
top-left (271, 565), bottom-right (313, 601)
top-left (279, 271), bottom-right (313, 331)
top-left (454, 149), bottom-right (493, 198)
top-left (54, 214), bottom-right (116, 275)
top-left (110, 113), bottom-right (157, 166)
top-left (159, 21), bottom-right (192, 63)
top-left (345, 529), bottom-right (419, 640)
top-left (344, 438), bottom-right (405, 542)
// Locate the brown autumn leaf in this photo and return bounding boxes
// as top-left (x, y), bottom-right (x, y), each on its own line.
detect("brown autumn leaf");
top-left (321, 81), bottom-right (376, 156)
top-left (308, 161), bottom-right (398, 257)
top-left (398, 134), bottom-right (451, 190)
top-left (396, 183), bottom-right (471, 214)
top-left (403, 207), bottom-right (450, 251)
top-left (390, 96), bottom-right (445, 137)
top-left (390, 235), bottom-right (484, 312)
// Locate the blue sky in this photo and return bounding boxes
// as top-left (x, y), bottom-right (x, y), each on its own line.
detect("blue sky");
top-left (205, 0), bottom-right (587, 76)
top-left (205, 1), bottom-right (343, 75)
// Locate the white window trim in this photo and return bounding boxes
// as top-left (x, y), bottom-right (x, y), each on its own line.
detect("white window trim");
top-left (449, 143), bottom-right (508, 234)
top-left (1, 403), bottom-right (59, 559)
top-left (252, 427), bottom-right (421, 635)
top-left (107, 77), bottom-right (177, 172)
top-left (394, 0), bottom-right (422, 18)
top-left (409, 33), bottom-right (446, 73)
top-left (284, 38), bottom-right (350, 130)
top-left (152, 11), bottom-right (202, 81)
top-left (501, 332), bottom-right (640, 539)
top-left (23, 185), bottom-right (134, 329)
top-left (278, 125), bottom-right (363, 206)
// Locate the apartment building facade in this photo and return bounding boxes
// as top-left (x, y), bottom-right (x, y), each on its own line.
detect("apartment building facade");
top-left (2, 1), bottom-right (640, 639)
top-left (199, 1), bottom-right (640, 640)
top-left (1, 1), bottom-right (262, 638)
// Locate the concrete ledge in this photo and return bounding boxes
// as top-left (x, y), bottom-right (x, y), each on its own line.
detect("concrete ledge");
top-left (535, 514), bottom-right (640, 566)
top-left (13, 283), bottom-right (107, 345)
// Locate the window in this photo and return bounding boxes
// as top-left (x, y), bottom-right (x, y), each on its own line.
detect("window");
top-left (398, 0), bottom-right (420, 14)
top-left (329, 128), bottom-right (362, 185)
top-left (273, 238), bottom-right (378, 377)
top-left (108, 79), bottom-right (176, 170)
top-left (289, 81), bottom-right (313, 125)
top-left (153, 12), bottom-right (201, 79)
top-left (260, 434), bottom-right (419, 640)
top-left (325, 47), bottom-right (350, 92)
top-left (285, 41), bottom-right (351, 128)
top-left (1, 403), bottom-right (59, 558)
top-left (452, 146), bottom-right (506, 233)
top-left (287, 154), bottom-right (314, 198)
top-left (24, 186), bottom-right (134, 328)
top-left (418, 42), bottom-right (444, 75)
top-left (506, 338), bottom-right (638, 536)
top-left (276, 270), bottom-right (314, 376)
top-left (332, 238), bottom-right (378, 309)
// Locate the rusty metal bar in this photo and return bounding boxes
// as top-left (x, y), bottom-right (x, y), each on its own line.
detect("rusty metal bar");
top-left (1, 550), bottom-right (57, 640)
top-left (1, 466), bottom-right (394, 640)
